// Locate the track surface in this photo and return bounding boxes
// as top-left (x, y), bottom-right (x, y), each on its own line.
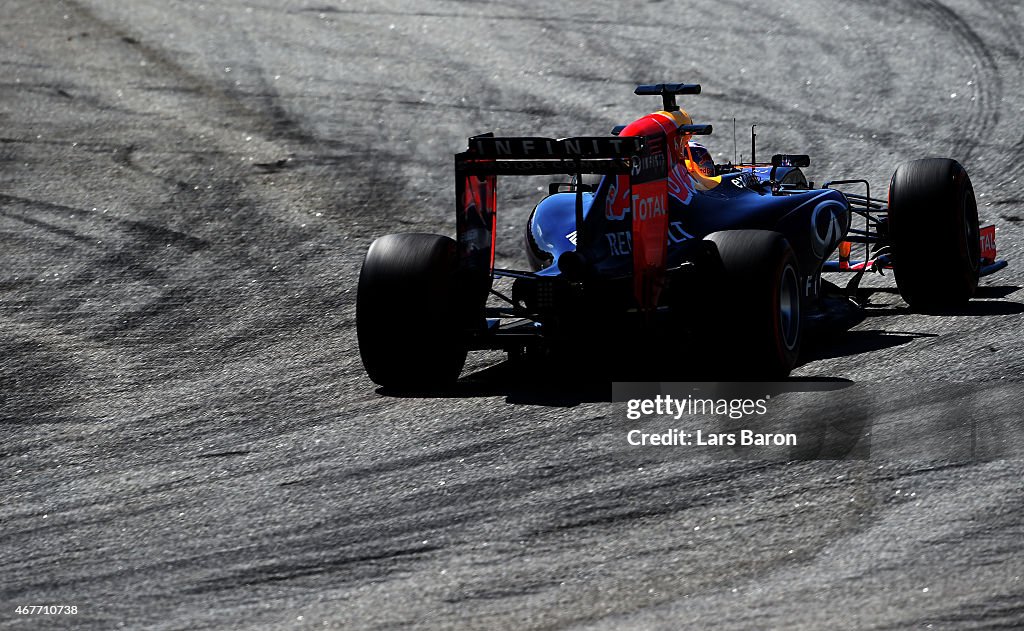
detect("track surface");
top-left (3, 1), bottom-right (1024, 629)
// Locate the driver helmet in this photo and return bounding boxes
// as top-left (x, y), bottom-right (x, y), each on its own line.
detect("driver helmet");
top-left (687, 141), bottom-right (715, 177)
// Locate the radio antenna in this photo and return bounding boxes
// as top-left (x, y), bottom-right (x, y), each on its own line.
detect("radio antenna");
top-left (732, 118), bottom-right (737, 165)
top-left (751, 123), bottom-right (758, 165)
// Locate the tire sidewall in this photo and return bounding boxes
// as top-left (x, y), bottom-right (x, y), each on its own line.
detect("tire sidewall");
top-left (357, 233), bottom-right (472, 389)
top-left (702, 230), bottom-right (802, 378)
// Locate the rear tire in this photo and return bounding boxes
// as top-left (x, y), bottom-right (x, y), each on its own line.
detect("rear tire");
top-left (703, 230), bottom-right (802, 378)
top-left (357, 233), bottom-right (471, 389)
top-left (888, 158), bottom-right (980, 310)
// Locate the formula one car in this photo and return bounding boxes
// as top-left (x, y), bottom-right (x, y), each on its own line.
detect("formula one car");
top-left (357, 83), bottom-right (1007, 388)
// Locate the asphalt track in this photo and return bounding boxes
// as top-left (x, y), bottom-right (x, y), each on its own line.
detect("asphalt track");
top-left (3, 1), bottom-right (1024, 629)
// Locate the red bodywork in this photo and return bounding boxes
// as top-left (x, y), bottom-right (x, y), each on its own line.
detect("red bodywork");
top-left (617, 112), bottom-right (688, 311)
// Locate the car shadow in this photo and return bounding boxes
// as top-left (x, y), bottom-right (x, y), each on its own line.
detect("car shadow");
top-left (855, 285), bottom-right (1023, 316)
top-left (798, 329), bottom-right (937, 363)
top-left (975, 285), bottom-right (1022, 299)
top-left (862, 284), bottom-right (1020, 299)
top-left (378, 371), bottom-right (870, 460)
top-left (374, 285), bottom-right (1021, 412)
top-left (859, 300), bottom-right (1024, 317)
top-left (378, 361), bottom-right (855, 408)
top-left (803, 284), bottom-right (1024, 360)
top-left (378, 363), bottom-right (619, 407)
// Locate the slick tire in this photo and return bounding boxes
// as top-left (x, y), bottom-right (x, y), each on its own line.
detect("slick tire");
top-left (703, 230), bottom-right (802, 379)
top-left (357, 233), bottom-right (470, 390)
top-left (888, 158), bottom-right (980, 310)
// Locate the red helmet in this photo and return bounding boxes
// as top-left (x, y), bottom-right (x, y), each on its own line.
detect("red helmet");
top-left (687, 142), bottom-right (715, 177)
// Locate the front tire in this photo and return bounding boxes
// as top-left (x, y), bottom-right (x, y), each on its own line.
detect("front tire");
top-left (703, 230), bottom-right (802, 378)
top-left (888, 158), bottom-right (980, 309)
top-left (357, 233), bottom-right (471, 390)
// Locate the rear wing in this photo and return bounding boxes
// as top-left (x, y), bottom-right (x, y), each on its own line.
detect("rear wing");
top-left (455, 132), bottom-right (670, 310)
top-left (462, 134), bottom-right (643, 168)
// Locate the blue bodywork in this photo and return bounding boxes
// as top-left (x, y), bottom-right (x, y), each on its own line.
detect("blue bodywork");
top-left (526, 167), bottom-right (850, 300)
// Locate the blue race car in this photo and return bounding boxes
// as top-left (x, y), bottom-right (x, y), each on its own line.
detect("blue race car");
top-left (357, 83), bottom-right (1007, 389)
